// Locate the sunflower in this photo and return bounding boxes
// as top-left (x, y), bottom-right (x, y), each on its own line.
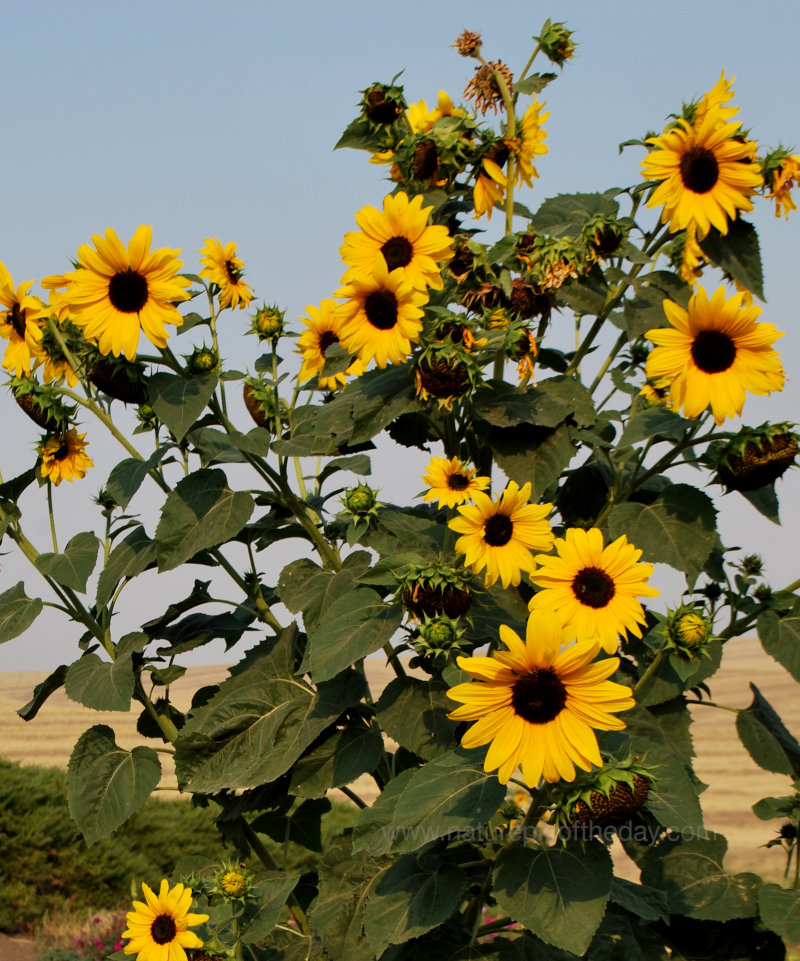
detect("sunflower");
top-left (407, 89), bottom-right (464, 133)
top-left (63, 225), bottom-right (190, 361)
top-left (335, 257), bottom-right (429, 368)
top-left (198, 236), bottom-right (254, 310)
top-left (339, 192), bottom-right (454, 292)
top-left (122, 879), bottom-right (209, 961)
top-left (0, 263), bottom-right (45, 377)
top-left (296, 298), bottom-right (364, 390)
top-left (39, 429), bottom-right (94, 486)
top-left (641, 106), bottom-right (763, 238)
top-left (473, 158), bottom-right (507, 220)
top-left (764, 153), bottom-right (800, 219)
top-left (422, 455), bottom-right (490, 508)
top-left (448, 481), bottom-right (554, 589)
top-left (447, 610), bottom-right (635, 785)
top-left (529, 528), bottom-right (659, 655)
top-left (512, 98), bottom-right (549, 188)
top-left (645, 285), bottom-right (785, 425)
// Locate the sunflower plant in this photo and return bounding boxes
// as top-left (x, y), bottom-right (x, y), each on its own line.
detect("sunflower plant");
top-left (3, 20), bottom-right (800, 961)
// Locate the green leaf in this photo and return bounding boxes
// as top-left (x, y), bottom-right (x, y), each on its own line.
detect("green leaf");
top-left (364, 853), bottom-right (466, 954)
top-left (148, 371), bottom-right (218, 441)
top-left (752, 795), bottom-right (795, 821)
top-left (155, 468), bottom-right (254, 571)
top-left (66, 725), bottom-right (161, 844)
top-left (376, 676), bottom-right (459, 760)
top-left (640, 833), bottom-right (760, 921)
top-left (252, 797), bottom-right (331, 852)
top-left (309, 837), bottom-right (385, 961)
top-left (289, 726), bottom-right (384, 797)
top-left (607, 484), bottom-right (717, 583)
top-left (635, 742), bottom-right (704, 831)
top-left (17, 664), bottom-right (69, 721)
top-left (318, 453), bottom-right (372, 487)
top-left (352, 768), bottom-right (418, 856)
top-left (304, 588), bottom-right (403, 683)
top-left (65, 652), bottom-right (134, 712)
top-left (492, 840), bottom-right (613, 955)
top-left (531, 190), bottom-right (620, 238)
top-left (757, 610), bottom-right (800, 683)
top-left (736, 683), bottom-right (800, 777)
top-left (105, 446), bottom-right (171, 509)
top-left (278, 552), bottom-right (371, 636)
top-left (174, 665), bottom-right (365, 792)
top-left (472, 377), bottom-right (595, 430)
top-left (389, 748), bottom-right (506, 853)
top-left (700, 219), bottom-right (764, 301)
top-left (514, 72), bottom-right (557, 96)
top-left (96, 526), bottom-right (157, 608)
top-left (0, 582), bottom-right (43, 643)
top-left (609, 876), bottom-right (669, 922)
top-left (490, 421), bottom-right (578, 496)
top-left (187, 426), bottom-right (269, 465)
top-left (758, 883), bottom-right (800, 942)
top-left (619, 407), bottom-right (690, 448)
top-left (239, 873), bottom-right (302, 945)
top-left (739, 484), bottom-right (781, 524)
top-left (35, 532), bottom-right (100, 593)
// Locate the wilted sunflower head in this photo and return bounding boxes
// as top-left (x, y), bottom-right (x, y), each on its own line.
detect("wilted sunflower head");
top-left (464, 61), bottom-right (514, 115)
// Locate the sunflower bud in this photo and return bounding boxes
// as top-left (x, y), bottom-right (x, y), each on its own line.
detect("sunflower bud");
top-left (187, 345), bottom-right (218, 374)
top-left (534, 19), bottom-right (577, 66)
top-left (136, 402), bottom-right (159, 431)
top-left (413, 614), bottom-right (469, 662)
top-left (665, 605), bottom-right (715, 655)
top-left (250, 304), bottom-right (285, 341)
top-left (214, 862), bottom-right (253, 902)
top-left (344, 483), bottom-right (379, 516)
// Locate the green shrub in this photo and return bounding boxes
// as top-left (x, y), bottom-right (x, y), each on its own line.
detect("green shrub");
top-left (0, 758), bottom-right (355, 934)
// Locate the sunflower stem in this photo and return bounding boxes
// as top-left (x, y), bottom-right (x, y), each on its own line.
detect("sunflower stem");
top-left (337, 785), bottom-right (368, 809)
top-left (517, 44), bottom-right (542, 85)
top-left (685, 699), bottom-right (738, 713)
top-left (208, 288), bottom-right (228, 419)
top-left (237, 817), bottom-right (311, 935)
top-left (633, 641), bottom-right (669, 698)
top-left (46, 483), bottom-right (58, 553)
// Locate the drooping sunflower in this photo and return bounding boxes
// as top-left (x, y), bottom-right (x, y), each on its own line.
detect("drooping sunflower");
top-left (335, 258), bottom-right (429, 368)
top-left (529, 528), bottom-right (659, 654)
top-left (296, 298), bottom-right (364, 390)
top-left (641, 105), bottom-right (763, 238)
top-left (39, 429), bottom-right (94, 486)
top-left (645, 285), bottom-right (785, 425)
top-left (63, 225), bottom-right (190, 361)
top-left (473, 157), bottom-right (507, 220)
top-left (447, 610), bottom-right (635, 785)
top-left (122, 879), bottom-right (209, 961)
top-left (198, 237), bottom-right (254, 310)
top-left (764, 153), bottom-right (800, 219)
top-left (422, 455), bottom-right (490, 508)
top-left (339, 192), bottom-right (454, 291)
top-left (512, 98), bottom-right (549, 188)
top-left (0, 263), bottom-right (45, 377)
top-left (449, 481), bottom-right (554, 589)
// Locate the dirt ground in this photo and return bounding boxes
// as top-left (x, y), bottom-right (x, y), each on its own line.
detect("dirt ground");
top-left (0, 933), bottom-right (37, 961)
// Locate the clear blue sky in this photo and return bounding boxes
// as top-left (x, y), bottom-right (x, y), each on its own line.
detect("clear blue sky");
top-left (1, 0), bottom-right (798, 669)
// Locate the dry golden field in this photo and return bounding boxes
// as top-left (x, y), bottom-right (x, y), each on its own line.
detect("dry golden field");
top-left (1, 636), bottom-right (798, 879)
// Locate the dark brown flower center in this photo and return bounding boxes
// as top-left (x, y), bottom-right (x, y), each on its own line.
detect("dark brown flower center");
top-left (484, 513), bottom-right (513, 546)
top-left (511, 668), bottom-right (567, 724)
top-left (108, 268), bottom-right (149, 313)
top-left (364, 289), bottom-right (399, 330)
top-left (151, 914), bottom-right (177, 945)
top-left (53, 441), bottom-right (70, 461)
top-left (10, 303), bottom-right (26, 338)
top-left (447, 472), bottom-right (470, 491)
top-left (572, 567), bottom-right (616, 608)
top-left (381, 236), bottom-right (414, 271)
top-left (691, 329), bottom-right (737, 373)
top-left (318, 330), bottom-right (339, 356)
top-left (225, 259), bottom-right (242, 284)
top-left (485, 142), bottom-right (510, 169)
top-left (679, 146), bottom-right (720, 194)
top-left (413, 139), bottom-right (439, 180)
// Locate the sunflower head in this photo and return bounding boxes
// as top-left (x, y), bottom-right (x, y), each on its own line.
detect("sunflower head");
top-left (39, 429), bottom-right (94, 487)
top-left (645, 286), bottom-right (785, 425)
top-left (464, 61), bottom-right (514, 115)
top-left (530, 527), bottom-right (659, 654)
top-left (122, 879), bottom-right (209, 959)
top-left (86, 352), bottom-right (148, 405)
top-left (448, 610), bottom-right (635, 786)
top-left (214, 862), bottom-right (253, 902)
top-left (583, 214), bottom-right (628, 262)
top-left (712, 422), bottom-right (798, 492)
top-left (136, 402), bottom-right (159, 433)
top-left (452, 29), bottom-right (482, 58)
top-left (343, 482), bottom-right (381, 517)
top-left (415, 341), bottom-right (481, 409)
top-left (553, 757), bottom-right (656, 835)
top-left (198, 237), bottom-right (254, 310)
top-left (242, 377), bottom-right (286, 431)
top-left (760, 148), bottom-right (800, 219)
top-left (397, 561), bottom-right (474, 620)
top-left (297, 298), bottom-right (364, 391)
top-left (421, 455), bottom-right (490, 510)
top-left (0, 265), bottom-right (45, 377)
top-left (639, 377), bottom-right (674, 409)
top-left (361, 82), bottom-right (407, 126)
top-left (11, 377), bottom-right (75, 434)
top-left (250, 304), bottom-right (286, 341)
